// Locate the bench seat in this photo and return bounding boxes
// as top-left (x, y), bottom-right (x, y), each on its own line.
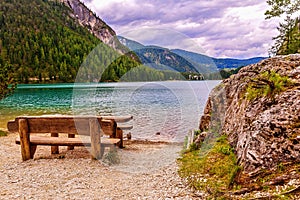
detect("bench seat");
top-left (16, 136), bottom-right (120, 147)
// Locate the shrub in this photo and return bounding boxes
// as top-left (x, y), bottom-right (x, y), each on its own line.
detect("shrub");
top-left (245, 70), bottom-right (294, 101)
top-left (0, 130), bottom-right (7, 137)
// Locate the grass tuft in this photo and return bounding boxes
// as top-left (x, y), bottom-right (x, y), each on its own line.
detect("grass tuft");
top-left (0, 130), bottom-right (8, 137)
top-left (103, 148), bottom-right (120, 165)
top-left (178, 134), bottom-right (240, 198)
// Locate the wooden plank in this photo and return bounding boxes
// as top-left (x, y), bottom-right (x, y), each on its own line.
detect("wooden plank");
top-left (101, 115), bottom-right (133, 123)
top-left (13, 116), bottom-right (98, 135)
top-left (8, 115), bottom-right (132, 134)
top-left (16, 136), bottom-right (120, 146)
top-left (117, 125), bottom-right (133, 130)
top-left (27, 118), bottom-right (83, 134)
top-left (7, 120), bottom-right (18, 132)
top-left (19, 119), bottom-right (31, 161)
top-left (90, 118), bottom-right (101, 160)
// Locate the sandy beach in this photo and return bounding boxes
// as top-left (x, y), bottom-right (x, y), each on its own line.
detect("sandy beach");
top-left (0, 132), bottom-right (203, 199)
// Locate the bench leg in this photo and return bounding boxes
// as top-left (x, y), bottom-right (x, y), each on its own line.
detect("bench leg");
top-left (51, 133), bottom-right (59, 154)
top-left (116, 128), bottom-right (123, 148)
top-left (30, 145), bottom-right (37, 159)
top-left (68, 134), bottom-right (75, 150)
top-left (19, 119), bottom-right (31, 161)
top-left (90, 118), bottom-right (102, 160)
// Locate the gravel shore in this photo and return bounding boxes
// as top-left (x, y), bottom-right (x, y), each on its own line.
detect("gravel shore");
top-left (0, 133), bottom-right (203, 200)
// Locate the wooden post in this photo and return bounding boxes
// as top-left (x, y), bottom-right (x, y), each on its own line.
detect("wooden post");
top-left (68, 134), bottom-right (75, 150)
top-left (19, 119), bottom-right (31, 161)
top-left (51, 133), bottom-right (59, 154)
top-left (116, 128), bottom-right (123, 148)
top-left (90, 118), bottom-right (101, 160)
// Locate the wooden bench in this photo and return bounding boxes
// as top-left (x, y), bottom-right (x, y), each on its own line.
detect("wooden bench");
top-left (7, 115), bottom-right (133, 161)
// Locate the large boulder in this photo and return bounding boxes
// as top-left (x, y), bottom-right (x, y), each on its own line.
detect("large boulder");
top-left (199, 54), bottom-right (300, 177)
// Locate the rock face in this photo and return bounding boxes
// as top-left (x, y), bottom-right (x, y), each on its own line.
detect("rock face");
top-left (60, 0), bottom-right (126, 53)
top-left (199, 54), bottom-right (300, 177)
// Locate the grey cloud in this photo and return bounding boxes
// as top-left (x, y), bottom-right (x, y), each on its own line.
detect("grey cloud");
top-left (82, 0), bottom-right (277, 58)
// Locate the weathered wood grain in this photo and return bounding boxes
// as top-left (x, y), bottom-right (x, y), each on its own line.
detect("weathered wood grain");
top-left (18, 119), bottom-right (31, 161)
top-left (15, 136), bottom-right (120, 146)
top-left (90, 118), bottom-right (101, 160)
top-left (102, 115), bottom-right (133, 123)
top-left (11, 115), bottom-right (131, 160)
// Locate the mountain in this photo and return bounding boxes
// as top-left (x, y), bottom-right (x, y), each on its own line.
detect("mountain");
top-left (171, 49), bottom-right (266, 69)
top-left (133, 48), bottom-right (200, 73)
top-left (213, 57), bottom-right (267, 69)
top-left (119, 36), bottom-right (266, 74)
top-left (60, 0), bottom-right (128, 54)
top-left (171, 49), bottom-right (219, 73)
top-left (118, 36), bottom-right (213, 74)
top-left (118, 36), bottom-right (145, 51)
top-left (0, 0), bottom-right (138, 83)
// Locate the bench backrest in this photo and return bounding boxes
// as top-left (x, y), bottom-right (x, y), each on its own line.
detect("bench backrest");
top-left (7, 116), bottom-right (116, 137)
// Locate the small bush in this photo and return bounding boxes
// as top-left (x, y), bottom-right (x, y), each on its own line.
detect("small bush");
top-left (178, 134), bottom-right (240, 197)
top-left (245, 70), bottom-right (294, 101)
top-left (103, 149), bottom-right (120, 165)
top-left (194, 130), bottom-right (201, 136)
top-left (189, 143), bottom-right (198, 152)
top-left (0, 130), bottom-right (7, 137)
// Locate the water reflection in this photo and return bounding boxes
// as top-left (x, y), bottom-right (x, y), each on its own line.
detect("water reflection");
top-left (0, 81), bottom-right (220, 142)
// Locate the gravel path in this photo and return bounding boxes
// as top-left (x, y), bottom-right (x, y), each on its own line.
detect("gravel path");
top-left (0, 133), bottom-right (204, 200)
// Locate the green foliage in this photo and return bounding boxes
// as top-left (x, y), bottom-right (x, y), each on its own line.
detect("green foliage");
top-left (219, 66), bottom-right (244, 79)
top-left (0, 62), bottom-right (15, 100)
top-left (265, 0), bottom-right (300, 19)
top-left (188, 143), bottom-right (198, 152)
top-left (120, 65), bottom-right (186, 82)
top-left (194, 130), bottom-right (201, 136)
top-left (0, 0), bottom-right (100, 83)
top-left (270, 16), bottom-right (300, 55)
top-left (265, 0), bottom-right (300, 55)
top-left (0, 0), bottom-right (140, 83)
top-left (103, 149), bottom-right (120, 165)
top-left (178, 135), bottom-right (240, 197)
top-left (245, 70), bottom-right (293, 101)
top-left (277, 162), bottom-right (285, 172)
top-left (0, 130), bottom-right (8, 137)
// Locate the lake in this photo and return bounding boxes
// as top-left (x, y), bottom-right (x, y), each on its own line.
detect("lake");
top-left (0, 81), bottom-right (220, 142)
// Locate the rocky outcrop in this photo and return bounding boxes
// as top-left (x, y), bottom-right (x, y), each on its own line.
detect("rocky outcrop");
top-left (60, 0), bottom-right (127, 53)
top-left (198, 54), bottom-right (300, 177)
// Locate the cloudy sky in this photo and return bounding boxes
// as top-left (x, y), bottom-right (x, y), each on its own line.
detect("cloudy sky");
top-left (82, 0), bottom-right (279, 59)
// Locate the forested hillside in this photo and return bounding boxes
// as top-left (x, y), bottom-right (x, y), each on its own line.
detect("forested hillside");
top-left (0, 0), bottom-right (139, 83)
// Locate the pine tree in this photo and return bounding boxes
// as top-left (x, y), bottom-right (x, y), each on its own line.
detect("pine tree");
top-left (270, 15), bottom-right (297, 55)
top-left (265, 0), bottom-right (300, 19)
top-left (0, 62), bottom-right (15, 100)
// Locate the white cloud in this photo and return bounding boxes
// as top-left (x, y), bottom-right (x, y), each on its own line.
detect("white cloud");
top-left (82, 0), bottom-right (280, 58)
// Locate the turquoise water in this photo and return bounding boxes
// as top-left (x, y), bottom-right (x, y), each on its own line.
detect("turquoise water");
top-left (0, 81), bottom-right (220, 142)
